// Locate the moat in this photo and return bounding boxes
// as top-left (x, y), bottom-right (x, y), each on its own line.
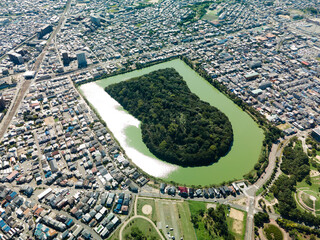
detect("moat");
top-left (80, 59), bottom-right (264, 185)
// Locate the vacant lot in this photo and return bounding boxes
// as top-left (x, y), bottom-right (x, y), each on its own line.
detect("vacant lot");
top-left (227, 208), bottom-right (246, 240)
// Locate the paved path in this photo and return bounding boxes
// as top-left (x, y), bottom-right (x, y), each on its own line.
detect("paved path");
top-left (119, 195), bottom-right (165, 240)
top-left (119, 215), bottom-right (165, 240)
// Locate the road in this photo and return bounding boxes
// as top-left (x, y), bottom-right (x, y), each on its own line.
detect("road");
top-left (0, 34), bottom-right (37, 62)
top-left (243, 137), bottom-right (289, 240)
top-left (0, 0), bottom-right (71, 140)
top-left (0, 80), bottom-right (30, 139)
top-left (242, 133), bottom-right (305, 240)
top-left (32, 0), bottom-right (71, 72)
top-left (136, 136), bottom-right (294, 240)
top-left (39, 201), bottom-right (103, 240)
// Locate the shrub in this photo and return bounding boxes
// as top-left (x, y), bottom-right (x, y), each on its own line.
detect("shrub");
top-left (264, 224), bottom-right (283, 240)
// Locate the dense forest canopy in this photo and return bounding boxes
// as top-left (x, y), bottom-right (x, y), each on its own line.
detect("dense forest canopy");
top-left (105, 68), bottom-right (233, 167)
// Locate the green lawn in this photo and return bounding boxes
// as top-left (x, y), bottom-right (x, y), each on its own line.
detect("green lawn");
top-left (122, 218), bottom-right (161, 240)
top-left (296, 175), bottom-right (320, 215)
top-left (153, 199), bottom-right (195, 240)
top-left (188, 201), bottom-right (212, 240)
top-left (136, 198), bottom-right (157, 222)
top-left (297, 178), bottom-right (319, 192)
top-left (202, 9), bottom-right (219, 21)
top-left (188, 201), bottom-right (207, 215)
top-left (255, 187), bottom-right (265, 196)
top-left (188, 201), bottom-right (246, 240)
top-left (265, 192), bottom-right (275, 202)
top-left (177, 202), bottom-right (197, 240)
top-left (301, 190), bottom-right (320, 209)
top-left (301, 192), bottom-right (314, 209)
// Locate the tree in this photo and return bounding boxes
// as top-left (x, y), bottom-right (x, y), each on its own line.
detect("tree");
top-left (0, 97), bottom-right (5, 112)
top-left (105, 68), bottom-right (233, 167)
top-left (254, 212), bottom-right (270, 227)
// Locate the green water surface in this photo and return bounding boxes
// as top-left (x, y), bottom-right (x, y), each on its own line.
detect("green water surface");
top-left (96, 59), bottom-right (264, 185)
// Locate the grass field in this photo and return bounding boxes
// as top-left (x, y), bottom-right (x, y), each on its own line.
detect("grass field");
top-left (188, 201), bottom-right (247, 240)
top-left (188, 201), bottom-right (211, 240)
top-left (300, 190), bottom-right (320, 209)
top-left (188, 201), bottom-right (207, 215)
top-left (255, 187), bottom-right (265, 196)
top-left (141, 199), bottom-right (197, 240)
top-left (297, 178), bottom-right (320, 192)
top-left (122, 218), bottom-right (161, 240)
top-left (202, 9), bottom-right (219, 21)
top-left (226, 208), bottom-right (247, 240)
top-left (296, 175), bottom-right (320, 215)
top-left (176, 201), bottom-right (197, 240)
top-left (156, 200), bottom-right (183, 240)
top-left (136, 198), bottom-right (157, 222)
top-left (136, 198), bottom-right (197, 240)
top-left (112, 200), bottom-right (247, 240)
top-left (277, 123), bottom-right (291, 130)
top-left (301, 192), bottom-right (314, 209)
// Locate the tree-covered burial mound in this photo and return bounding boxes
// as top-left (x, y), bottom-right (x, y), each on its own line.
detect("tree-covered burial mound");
top-left (105, 68), bottom-right (233, 167)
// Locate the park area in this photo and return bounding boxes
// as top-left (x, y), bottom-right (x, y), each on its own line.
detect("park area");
top-left (137, 197), bottom-right (196, 240)
top-left (295, 169), bottom-right (320, 215)
top-left (188, 201), bottom-right (246, 240)
top-left (202, 9), bottom-right (219, 21)
top-left (122, 218), bottom-right (161, 240)
top-left (263, 224), bottom-right (283, 240)
top-left (110, 198), bottom-right (247, 240)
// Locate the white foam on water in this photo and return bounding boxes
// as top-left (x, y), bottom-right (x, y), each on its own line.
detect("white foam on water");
top-left (80, 82), bottom-right (178, 178)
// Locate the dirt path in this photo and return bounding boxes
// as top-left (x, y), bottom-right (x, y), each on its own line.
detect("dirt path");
top-left (170, 202), bottom-right (180, 239)
top-left (296, 190), bottom-right (315, 214)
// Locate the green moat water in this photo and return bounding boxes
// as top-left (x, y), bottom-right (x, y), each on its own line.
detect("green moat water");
top-left (96, 59), bottom-right (264, 185)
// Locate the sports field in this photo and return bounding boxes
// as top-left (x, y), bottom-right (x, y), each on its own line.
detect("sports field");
top-left (137, 198), bottom-right (196, 240)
